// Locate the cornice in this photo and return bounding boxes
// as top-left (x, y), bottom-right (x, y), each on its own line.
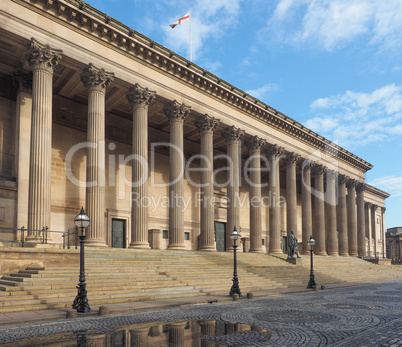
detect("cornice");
top-left (16, 0), bottom-right (373, 173)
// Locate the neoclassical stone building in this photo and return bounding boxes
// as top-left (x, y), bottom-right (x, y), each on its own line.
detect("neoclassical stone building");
top-left (0, 0), bottom-right (389, 257)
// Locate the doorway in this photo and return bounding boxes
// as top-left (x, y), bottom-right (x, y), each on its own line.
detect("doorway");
top-left (214, 222), bottom-right (226, 252)
top-left (112, 218), bottom-right (126, 248)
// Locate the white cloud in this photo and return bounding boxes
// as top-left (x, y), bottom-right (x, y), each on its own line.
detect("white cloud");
top-left (245, 83), bottom-right (280, 101)
top-left (305, 84), bottom-right (402, 147)
top-left (369, 176), bottom-right (402, 197)
top-left (268, 0), bottom-right (402, 52)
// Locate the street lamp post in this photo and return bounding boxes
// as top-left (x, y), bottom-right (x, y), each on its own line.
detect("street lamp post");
top-left (229, 226), bottom-right (242, 297)
top-left (72, 207), bottom-right (91, 313)
top-left (306, 235), bottom-right (317, 289)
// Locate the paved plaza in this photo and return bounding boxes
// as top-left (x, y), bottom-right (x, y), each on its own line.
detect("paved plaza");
top-left (0, 280), bottom-right (401, 346)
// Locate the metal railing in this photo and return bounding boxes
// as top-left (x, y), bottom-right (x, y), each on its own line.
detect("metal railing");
top-left (0, 226), bottom-right (78, 249)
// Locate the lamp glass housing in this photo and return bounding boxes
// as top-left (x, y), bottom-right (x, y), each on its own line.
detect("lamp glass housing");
top-left (307, 236), bottom-right (316, 247)
top-left (230, 227), bottom-right (241, 240)
top-left (74, 207), bottom-right (90, 229)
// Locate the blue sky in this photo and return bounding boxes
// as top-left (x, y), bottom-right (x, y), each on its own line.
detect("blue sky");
top-left (84, 0), bottom-right (402, 229)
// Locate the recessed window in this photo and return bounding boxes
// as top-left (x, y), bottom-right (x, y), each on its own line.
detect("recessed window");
top-left (262, 239), bottom-right (265, 246)
top-left (162, 230), bottom-right (168, 239)
top-left (184, 232), bottom-right (190, 241)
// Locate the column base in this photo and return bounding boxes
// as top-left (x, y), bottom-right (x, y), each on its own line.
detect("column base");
top-left (85, 239), bottom-right (108, 247)
top-left (315, 251), bottom-right (327, 256)
top-left (129, 242), bottom-right (151, 249)
top-left (167, 244), bottom-right (186, 250)
top-left (249, 248), bottom-right (264, 253)
top-left (25, 235), bottom-right (41, 242)
top-left (339, 252), bottom-right (349, 257)
top-left (301, 251), bottom-right (310, 256)
top-left (199, 246), bottom-right (216, 252)
top-left (327, 252), bottom-right (339, 256)
top-left (349, 252), bottom-right (358, 257)
top-left (269, 249), bottom-right (283, 254)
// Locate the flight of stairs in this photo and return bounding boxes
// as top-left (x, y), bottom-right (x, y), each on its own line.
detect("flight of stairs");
top-left (0, 249), bottom-right (400, 313)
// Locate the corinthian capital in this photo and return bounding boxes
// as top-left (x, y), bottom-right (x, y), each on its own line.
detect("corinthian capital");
top-left (311, 164), bottom-right (327, 177)
top-left (285, 152), bottom-right (301, 166)
top-left (81, 63), bottom-right (114, 92)
top-left (326, 169), bottom-right (338, 181)
top-left (346, 178), bottom-right (358, 189)
top-left (194, 114), bottom-right (220, 134)
top-left (126, 83), bottom-right (156, 108)
top-left (163, 100), bottom-right (191, 123)
top-left (356, 182), bottom-right (366, 193)
top-left (246, 136), bottom-right (266, 153)
top-left (338, 174), bottom-right (348, 185)
top-left (26, 38), bottom-right (62, 72)
top-left (265, 144), bottom-right (284, 158)
top-left (222, 126), bottom-right (244, 144)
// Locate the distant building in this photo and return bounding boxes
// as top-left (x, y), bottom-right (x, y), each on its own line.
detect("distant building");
top-left (386, 227), bottom-right (402, 262)
top-left (0, 0), bottom-right (390, 257)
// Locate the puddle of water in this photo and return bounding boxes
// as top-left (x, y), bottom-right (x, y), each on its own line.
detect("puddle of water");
top-left (11, 320), bottom-right (271, 346)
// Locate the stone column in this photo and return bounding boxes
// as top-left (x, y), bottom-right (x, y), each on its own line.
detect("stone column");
top-left (346, 178), bottom-right (358, 256)
top-left (300, 159), bottom-right (313, 255)
top-left (326, 170), bottom-right (338, 256)
top-left (338, 174), bottom-right (349, 256)
top-left (222, 126), bottom-right (244, 251)
top-left (26, 39), bottom-right (62, 237)
top-left (246, 136), bottom-right (266, 253)
top-left (365, 202), bottom-right (372, 257)
top-left (126, 84), bottom-right (156, 249)
top-left (163, 101), bottom-right (190, 250)
top-left (311, 164), bottom-right (327, 255)
top-left (356, 183), bottom-right (366, 257)
top-left (285, 152), bottom-right (300, 240)
top-left (81, 63), bottom-right (114, 247)
top-left (371, 205), bottom-right (378, 257)
top-left (381, 207), bottom-right (386, 258)
top-left (13, 71), bottom-right (32, 232)
top-left (266, 144), bottom-right (284, 254)
top-left (130, 327), bottom-right (149, 346)
top-left (195, 114), bottom-right (219, 251)
top-left (168, 322), bottom-right (186, 347)
top-left (199, 320), bottom-right (215, 347)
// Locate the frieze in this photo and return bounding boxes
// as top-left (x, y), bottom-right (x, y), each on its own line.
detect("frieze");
top-left (19, 0), bottom-right (373, 172)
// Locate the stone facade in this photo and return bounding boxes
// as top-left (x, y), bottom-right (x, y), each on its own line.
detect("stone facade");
top-left (386, 227), bottom-right (402, 262)
top-left (0, 0), bottom-right (389, 257)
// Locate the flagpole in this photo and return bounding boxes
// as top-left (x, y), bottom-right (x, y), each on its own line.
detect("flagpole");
top-left (189, 10), bottom-right (192, 62)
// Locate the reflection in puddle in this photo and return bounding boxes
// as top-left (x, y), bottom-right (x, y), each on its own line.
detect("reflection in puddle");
top-left (12, 320), bottom-right (271, 346)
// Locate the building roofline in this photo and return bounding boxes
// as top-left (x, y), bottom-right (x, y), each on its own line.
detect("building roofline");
top-left (18, 0), bottom-right (373, 172)
top-left (366, 184), bottom-right (391, 199)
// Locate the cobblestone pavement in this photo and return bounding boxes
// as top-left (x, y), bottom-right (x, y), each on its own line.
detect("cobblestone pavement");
top-left (0, 280), bottom-right (401, 346)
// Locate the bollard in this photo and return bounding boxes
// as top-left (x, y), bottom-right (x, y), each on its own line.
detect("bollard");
top-left (99, 306), bottom-right (110, 316)
top-left (66, 309), bottom-right (77, 319)
top-left (247, 292), bottom-right (254, 299)
top-left (232, 294), bottom-right (239, 301)
top-left (313, 286), bottom-right (318, 291)
top-left (321, 285), bottom-right (326, 290)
